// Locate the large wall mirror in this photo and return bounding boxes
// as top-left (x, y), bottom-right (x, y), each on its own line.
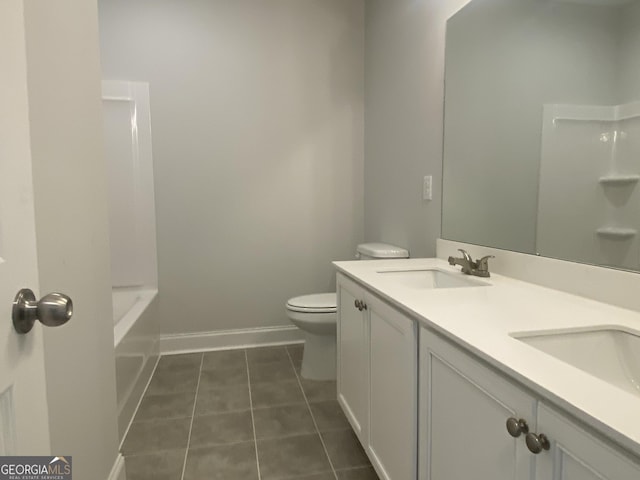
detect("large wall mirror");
top-left (442, 0), bottom-right (640, 271)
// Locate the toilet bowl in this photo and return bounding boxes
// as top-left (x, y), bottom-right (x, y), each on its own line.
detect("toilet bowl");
top-left (287, 293), bottom-right (337, 380)
top-left (286, 243), bottom-right (409, 381)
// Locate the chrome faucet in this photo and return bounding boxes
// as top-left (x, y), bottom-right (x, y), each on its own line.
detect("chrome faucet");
top-left (448, 249), bottom-right (494, 277)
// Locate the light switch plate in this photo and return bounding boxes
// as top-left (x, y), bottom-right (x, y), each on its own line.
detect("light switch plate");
top-left (423, 175), bottom-right (433, 201)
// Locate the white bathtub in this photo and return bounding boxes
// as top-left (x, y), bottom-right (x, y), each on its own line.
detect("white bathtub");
top-left (112, 286), bottom-right (159, 443)
top-left (113, 287), bottom-right (157, 347)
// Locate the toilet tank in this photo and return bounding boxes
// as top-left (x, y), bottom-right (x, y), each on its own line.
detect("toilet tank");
top-left (356, 243), bottom-right (409, 260)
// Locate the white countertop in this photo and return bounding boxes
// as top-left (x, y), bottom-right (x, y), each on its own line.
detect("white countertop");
top-left (334, 257), bottom-right (640, 456)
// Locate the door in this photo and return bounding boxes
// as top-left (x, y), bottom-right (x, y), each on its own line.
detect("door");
top-left (534, 403), bottom-right (640, 480)
top-left (337, 273), bottom-right (368, 441)
top-left (420, 328), bottom-right (535, 480)
top-left (368, 294), bottom-right (417, 480)
top-left (0, 0), bottom-right (51, 454)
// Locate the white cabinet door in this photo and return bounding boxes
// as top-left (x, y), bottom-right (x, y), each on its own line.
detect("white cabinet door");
top-left (420, 328), bottom-right (536, 480)
top-left (337, 274), bottom-right (369, 440)
top-left (534, 403), bottom-right (640, 480)
top-left (368, 293), bottom-right (417, 480)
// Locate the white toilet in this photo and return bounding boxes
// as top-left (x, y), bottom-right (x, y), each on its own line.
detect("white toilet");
top-left (286, 243), bottom-right (409, 380)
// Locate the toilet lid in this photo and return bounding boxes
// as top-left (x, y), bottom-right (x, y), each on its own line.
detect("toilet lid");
top-left (287, 293), bottom-right (337, 313)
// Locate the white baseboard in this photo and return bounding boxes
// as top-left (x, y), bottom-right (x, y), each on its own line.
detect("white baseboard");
top-left (160, 325), bottom-right (305, 355)
top-left (107, 453), bottom-right (126, 480)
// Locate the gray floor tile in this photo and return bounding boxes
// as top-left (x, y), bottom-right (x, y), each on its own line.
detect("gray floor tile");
top-left (310, 400), bottom-right (350, 432)
top-left (195, 384), bottom-right (250, 415)
top-left (257, 434), bottom-right (332, 479)
top-left (246, 346), bottom-right (290, 365)
top-left (134, 391), bottom-right (196, 422)
top-left (125, 449), bottom-right (185, 480)
top-left (250, 380), bottom-right (305, 408)
top-left (249, 359), bottom-right (297, 384)
top-left (289, 474), bottom-right (336, 480)
top-left (202, 349), bottom-right (247, 371)
top-left (300, 379), bottom-right (337, 402)
top-left (147, 366), bottom-right (200, 395)
top-left (190, 410), bottom-right (254, 447)
top-left (287, 343), bottom-right (304, 360)
top-left (322, 430), bottom-right (370, 470)
top-left (337, 466), bottom-right (379, 479)
top-left (184, 442), bottom-right (258, 480)
top-left (288, 345), bottom-right (303, 373)
top-left (199, 364), bottom-right (248, 389)
top-left (122, 418), bottom-right (191, 455)
top-left (156, 353), bottom-right (202, 371)
top-left (253, 404), bottom-right (316, 439)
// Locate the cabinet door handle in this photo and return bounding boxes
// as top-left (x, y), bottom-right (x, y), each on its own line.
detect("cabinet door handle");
top-left (525, 432), bottom-right (550, 454)
top-left (506, 417), bottom-right (529, 438)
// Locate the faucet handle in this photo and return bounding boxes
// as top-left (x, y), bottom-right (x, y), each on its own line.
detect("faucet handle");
top-left (476, 255), bottom-right (494, 272)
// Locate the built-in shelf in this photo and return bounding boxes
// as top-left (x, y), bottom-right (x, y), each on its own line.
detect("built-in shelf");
top-left (598, 174), bottom-right (640, 186)
top-left (596, 227), bottom-right (637, 239)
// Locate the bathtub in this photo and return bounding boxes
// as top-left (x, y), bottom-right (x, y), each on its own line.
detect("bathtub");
top-left (113, 287), bottom-right (159, 444)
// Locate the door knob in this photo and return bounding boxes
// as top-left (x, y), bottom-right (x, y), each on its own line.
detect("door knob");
top-left (506, 417), bottom-right (529, 438)
top-left (12, 288), bottom-right (73, 334)
top-left (525, 432), bottom-right (550, 454)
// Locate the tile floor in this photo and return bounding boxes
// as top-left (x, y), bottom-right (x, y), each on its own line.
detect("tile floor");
top-left (122, 344), bottom-right (379, 480)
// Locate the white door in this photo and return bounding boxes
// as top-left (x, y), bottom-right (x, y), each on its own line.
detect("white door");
top-left (534, 404), bottom-right (640, 480)
top-left (337, 274), bottom-right (369, 441)
top-left (368, 295), bottom-right (416, 480)
top-left (420, 328), bottom-right (536, 480)
top-left (0, 0), bottom-right (52, 455)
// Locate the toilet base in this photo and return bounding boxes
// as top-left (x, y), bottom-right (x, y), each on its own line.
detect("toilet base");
top-left (300, 332), bottom-right (336, 381)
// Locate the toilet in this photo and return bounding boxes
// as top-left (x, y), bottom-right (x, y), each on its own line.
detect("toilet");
top-left (286, 243), bottom-right (409, 380)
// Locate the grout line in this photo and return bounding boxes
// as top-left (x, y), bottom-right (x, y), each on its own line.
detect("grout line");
top-left (286, 347), bottom-right (340, 480)
top-left (245, 350), bottom-right (262, 480)
top-left (179, 354), bottom-right (204, 480)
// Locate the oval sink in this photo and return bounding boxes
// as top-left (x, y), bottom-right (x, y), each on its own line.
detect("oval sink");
top-left (513, 328), bottom-right (640, 397)
top-left (377, 269), bottom-right (490, 289)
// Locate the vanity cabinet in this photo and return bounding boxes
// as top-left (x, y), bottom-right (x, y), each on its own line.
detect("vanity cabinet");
top-left (337, 273), bottom-right (417, 480)
top-left (419, 327), bottom-right (640, 480)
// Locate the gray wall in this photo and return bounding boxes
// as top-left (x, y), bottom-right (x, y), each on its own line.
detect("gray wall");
top-left (24, 0), bottom-right (119, 477)
top-left (364, 0), bottom-right (469, 258)
top-left (619, 1), bottom-right (640, 103)
top-left (99, 0), bottom-right (365, 335)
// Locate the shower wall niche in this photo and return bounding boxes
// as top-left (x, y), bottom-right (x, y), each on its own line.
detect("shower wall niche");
top-left (537, 102), bottom-right (640, 270)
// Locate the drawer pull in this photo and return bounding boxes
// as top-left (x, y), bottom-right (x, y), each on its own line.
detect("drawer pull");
top-left (525, 432), bottom-right (550, 454)
top-left (506, 417), bottom-right (529, 438)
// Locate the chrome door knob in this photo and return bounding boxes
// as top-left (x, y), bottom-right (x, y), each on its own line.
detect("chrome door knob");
top-left (525, 432), bottom-right (550, 454)
top-left (506, 417), bottom-right (529, 438)
top-left (12, 288), bottom-right (73, 334)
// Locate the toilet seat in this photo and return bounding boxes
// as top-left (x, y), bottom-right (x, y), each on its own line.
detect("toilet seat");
top-left (286, 293), bottom-right (337, 313)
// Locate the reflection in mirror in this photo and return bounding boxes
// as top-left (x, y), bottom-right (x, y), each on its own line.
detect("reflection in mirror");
top-left (442, 0), bottom-right (640, 271)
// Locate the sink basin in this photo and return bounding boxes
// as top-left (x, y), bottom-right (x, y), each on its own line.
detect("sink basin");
top-left (513, 328), bottom-right (640, 397)
top-left (376, 269), bottom-right (489, 289)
